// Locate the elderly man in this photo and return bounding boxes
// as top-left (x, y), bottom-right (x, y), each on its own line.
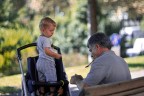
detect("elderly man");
top-left (70, 33), bottom-right (131, 90)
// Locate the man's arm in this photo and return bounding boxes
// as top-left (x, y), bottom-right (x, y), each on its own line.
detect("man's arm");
top-left (70, 74), bottom-right (90, 90)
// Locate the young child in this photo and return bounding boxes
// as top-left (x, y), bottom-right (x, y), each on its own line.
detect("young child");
top-left (36, 17), bottom-right (62, 96)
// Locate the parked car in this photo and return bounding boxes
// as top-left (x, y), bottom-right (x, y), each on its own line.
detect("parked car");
top-left (126, 38), bottom-right (144, 57)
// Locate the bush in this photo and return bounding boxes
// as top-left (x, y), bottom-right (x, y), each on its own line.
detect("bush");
top-left (0, 27), bottom-right (33, 76)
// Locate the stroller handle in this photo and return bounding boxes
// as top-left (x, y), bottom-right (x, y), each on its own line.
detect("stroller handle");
top-left (17, 43), bottom-right (37, 60)
top-left (17, 43), bottom-right (61, 60)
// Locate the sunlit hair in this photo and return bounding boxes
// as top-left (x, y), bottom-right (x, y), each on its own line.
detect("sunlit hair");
top-left (39, 17), bottom-right (56, 30)
top-left (87, 32), bottom-right (112, 49)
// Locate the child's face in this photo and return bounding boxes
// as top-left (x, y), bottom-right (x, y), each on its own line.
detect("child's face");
top-left (42, 24), bottom-right (56, 38)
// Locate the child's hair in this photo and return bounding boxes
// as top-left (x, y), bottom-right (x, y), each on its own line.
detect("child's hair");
top-left (39, 17), bottom-right (56, 30)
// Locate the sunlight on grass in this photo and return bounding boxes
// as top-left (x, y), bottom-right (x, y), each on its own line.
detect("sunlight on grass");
top-left (0, 74), bottom-right (21, 88)
top-left (125, 56), bottom-right (144, 64)
top-left (65, 65), bottom-right (90, 81)
top-left (125, 56), bottom-right (144, 71)
top-left (0, 74), bottom-right (21, 94)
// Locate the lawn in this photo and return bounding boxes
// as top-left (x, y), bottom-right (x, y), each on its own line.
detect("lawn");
top-left (125, 56), bottom-right (144, 71)
top-left (0, 74), bottom-right (21, 94)
top-left (0, 56), bottom-right (144, 94)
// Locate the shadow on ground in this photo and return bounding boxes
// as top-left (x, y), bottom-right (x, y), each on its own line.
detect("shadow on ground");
top-left (0, 86), bottom-right (21, 96)
top-left (128, 63), bottom-right (144, 68)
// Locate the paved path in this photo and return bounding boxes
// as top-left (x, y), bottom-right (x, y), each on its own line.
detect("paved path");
top-left (131, 70), bottom-right (144, 79)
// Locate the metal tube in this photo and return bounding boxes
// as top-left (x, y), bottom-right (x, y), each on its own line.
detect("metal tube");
top-left (18, 59), bottom-right (28, 96)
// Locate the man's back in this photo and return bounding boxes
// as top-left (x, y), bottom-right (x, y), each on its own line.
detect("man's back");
top-left (84, 51), bottom-right (131, 86)
top-left (96, 51), bottom-right (131, 84)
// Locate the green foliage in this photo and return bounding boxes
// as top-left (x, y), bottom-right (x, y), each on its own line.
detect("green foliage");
top-left (0, 27), bottom-right (33, 75)
top-left (0, 86), bottom-right (20, 94)
top-left (0, 0), bottom-right (37, 75)
top-left (2, 0), bottom-right (142, 76)
top-left (104, 20), bottom-right (121, 36)
top-left (53, 16), bottom-right (72, 53)
top-left (0, 0), bottom-right (26, 28)
top-left (0, 0), bottom-right (89, 75)
top-left (53, 0), bottom-right (88, 54)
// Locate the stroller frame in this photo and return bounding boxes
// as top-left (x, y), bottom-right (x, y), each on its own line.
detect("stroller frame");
top-left (17, 43), bottom-right (71, 96)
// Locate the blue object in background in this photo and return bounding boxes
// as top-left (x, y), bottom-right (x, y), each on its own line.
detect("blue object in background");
top-left (110, 33), bottom-right (121, 46)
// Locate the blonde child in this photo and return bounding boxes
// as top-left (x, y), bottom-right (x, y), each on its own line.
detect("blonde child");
top-left (36, 17), bottom-right (62, 96)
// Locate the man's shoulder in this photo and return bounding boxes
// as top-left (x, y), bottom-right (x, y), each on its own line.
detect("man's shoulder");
top-left (95, 52), bottom-right (112, 62)
top-left (93, 51), bottom-right (118, 65)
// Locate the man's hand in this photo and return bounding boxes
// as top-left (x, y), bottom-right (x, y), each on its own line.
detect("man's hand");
top-left (70, 74), bottom-right (83, 84)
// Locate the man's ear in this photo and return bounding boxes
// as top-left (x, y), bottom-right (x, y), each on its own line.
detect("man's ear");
top-left (95, 44), bottom-right (99, 49)
top-left (96, 44), bottom-right (101, 52)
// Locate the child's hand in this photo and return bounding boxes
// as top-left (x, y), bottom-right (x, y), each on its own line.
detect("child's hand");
top-left (57, 87), bottom-right (63, 96)
top-left (56, 54), bottom-right (62, 59)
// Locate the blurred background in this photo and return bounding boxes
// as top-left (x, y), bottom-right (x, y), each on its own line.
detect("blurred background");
top-left (0, 0), bottom-right (144, 95)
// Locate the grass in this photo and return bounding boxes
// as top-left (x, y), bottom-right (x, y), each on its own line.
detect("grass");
top-left (0, 86), bottom-right (20, 94)
top-left (66, 65), bottom-right (90, 80)
top-left (125, 56), bottom-right (144, 71)
top-left (0, 56), bottom-right (144, 94)
top-left (0, 74), bottom-right (21, 94)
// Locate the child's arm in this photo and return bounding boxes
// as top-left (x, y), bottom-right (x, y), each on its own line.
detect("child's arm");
top-left (44, 47), bottom-right (62, 59)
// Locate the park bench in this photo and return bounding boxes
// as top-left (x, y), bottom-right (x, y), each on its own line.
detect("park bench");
top-left (79, 76), bottom-right (144, 96)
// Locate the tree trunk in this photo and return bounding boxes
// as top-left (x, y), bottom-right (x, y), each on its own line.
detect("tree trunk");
top-left (87, 0), bottom-right (97, 36)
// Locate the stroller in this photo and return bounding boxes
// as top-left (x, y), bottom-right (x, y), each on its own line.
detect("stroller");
top-left (17, 43), bottom-right (71, 96)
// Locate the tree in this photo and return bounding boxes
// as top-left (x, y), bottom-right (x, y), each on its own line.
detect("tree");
top-left (87, 0), bottom-right (98, 35)
top-left (0, 28), bottom-right (33, 75)
top-left (53, 0), bottom-right (88, 54)
top-left (27, 0), bottom-right (70, 16)
top-left (0, 0), bottom-right (33, 75)
top-left (99, 0), bottom-right (144, 19)
top-left (0, 0), bottom-right (26, 28)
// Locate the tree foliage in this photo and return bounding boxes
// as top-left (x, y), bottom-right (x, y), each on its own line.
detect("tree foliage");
top-left (27, 0), bottom-right (69, 16)
top-left (99, 0), bottom-right (144, 19)
top-left (53, 0), bottom-right (88, 54)
top-left (0, 27), bottom-right (33, 75)
top-left (0, 0), bottom-right (32, 75)
top-left (0, 0), bottom-right (26, 28)
top-left (0, 0), bottom-right (88, 75)
top-left (0, 0), bottom-right (144, 75)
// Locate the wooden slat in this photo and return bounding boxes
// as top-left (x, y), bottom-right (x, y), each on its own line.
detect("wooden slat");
top-left (110, 87), bottom-right (144, 96)
top-left (81, 77), bottom-right (144, 96)
top-left (131, 92), bottom-right (144, 96)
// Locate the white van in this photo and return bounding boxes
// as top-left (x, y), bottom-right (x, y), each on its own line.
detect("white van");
top-left (126, 38), bottom-right (144, 57)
